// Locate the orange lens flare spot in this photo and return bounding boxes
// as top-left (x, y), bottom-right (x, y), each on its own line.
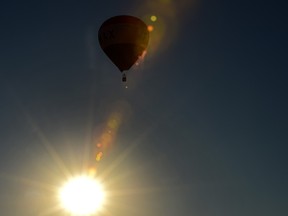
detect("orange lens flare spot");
top-left (147, 25), bottom-right (154, 32)
top-left (150, 15), bottom-right (157, 22)
top-left (96, 143), bottom-right (102, 148)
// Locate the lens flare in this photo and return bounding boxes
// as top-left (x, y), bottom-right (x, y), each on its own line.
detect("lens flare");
top-left (150, 15), bottom-right (157, 22)
top-left (91, 101), bottom-right (132, 176)
top-left (147, 25), bottom-right (154, 32)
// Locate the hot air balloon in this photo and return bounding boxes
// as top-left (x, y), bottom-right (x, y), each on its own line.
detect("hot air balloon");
top-left (98, 15), bottom-right (149, 82)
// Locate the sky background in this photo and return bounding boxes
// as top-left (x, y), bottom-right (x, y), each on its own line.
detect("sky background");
top-left (0, 0), bottom-right (287, 215)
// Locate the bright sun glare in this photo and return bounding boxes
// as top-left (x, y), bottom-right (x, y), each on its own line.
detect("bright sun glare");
top-left (59, 175), bottom-right (105, 215)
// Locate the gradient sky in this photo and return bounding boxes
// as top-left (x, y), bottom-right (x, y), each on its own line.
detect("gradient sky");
top-left (0, 0), bottom-right (287, 215)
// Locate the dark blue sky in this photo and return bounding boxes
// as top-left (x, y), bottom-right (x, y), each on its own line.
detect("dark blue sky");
top-left (0, 0), bottom-right (287, 215)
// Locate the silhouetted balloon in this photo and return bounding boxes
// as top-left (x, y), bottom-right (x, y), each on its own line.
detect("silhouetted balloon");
top-left (98, 15), bottom-right (149, 75)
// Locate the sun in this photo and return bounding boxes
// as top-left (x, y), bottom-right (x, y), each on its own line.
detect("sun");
top-left (59, 175), bottom-right (105, 215)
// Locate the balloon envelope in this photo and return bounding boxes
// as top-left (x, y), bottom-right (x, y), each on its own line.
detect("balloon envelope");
top-left (98, 15), bottom-right (149, 72)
